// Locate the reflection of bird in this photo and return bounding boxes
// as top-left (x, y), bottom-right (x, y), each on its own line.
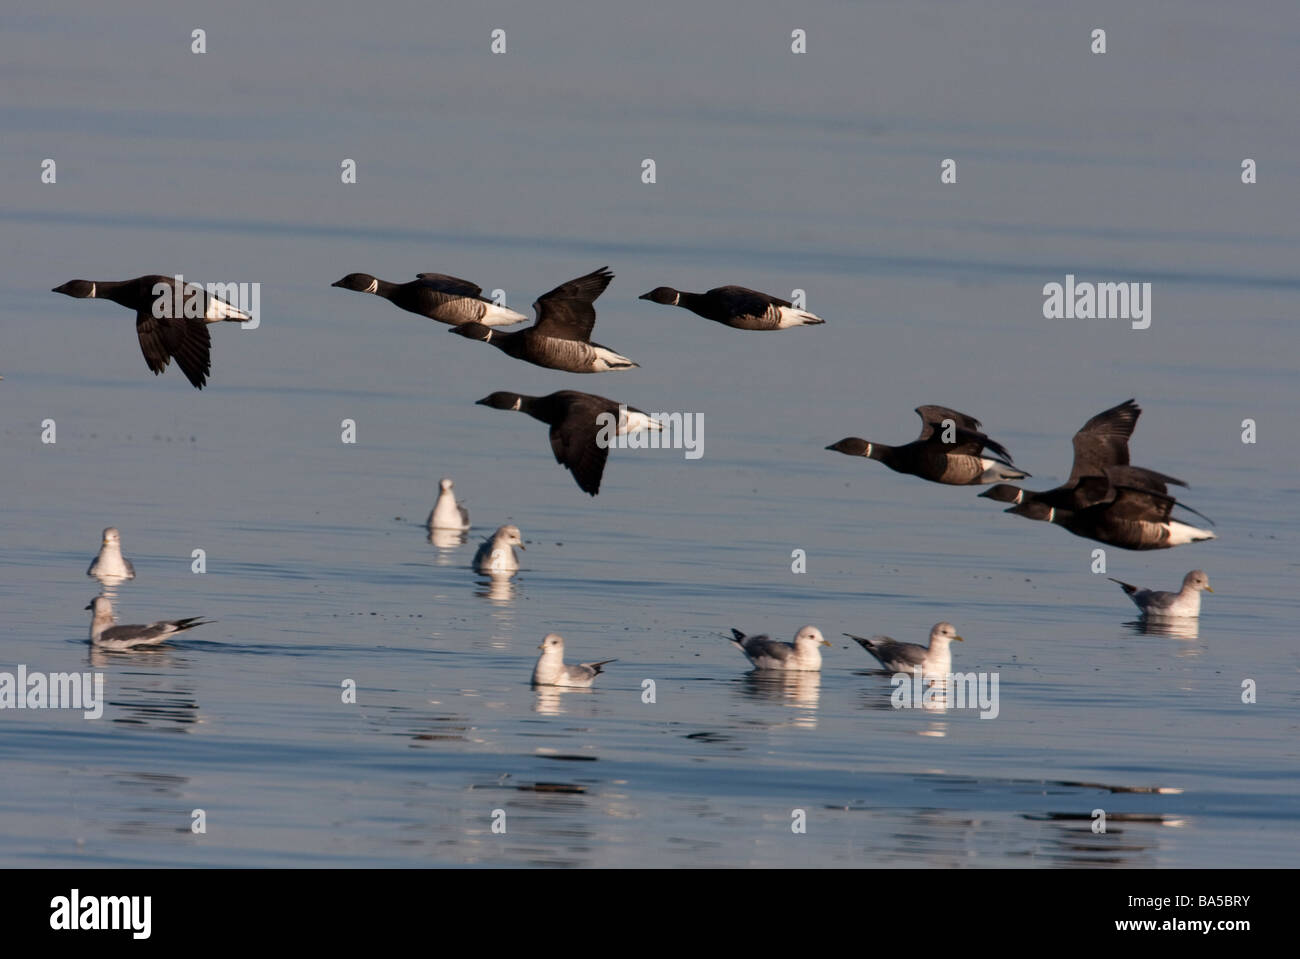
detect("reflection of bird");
top-left (532, 634), bottom-right (615, 687)
top-left (87, 527), bottom-right (135, 582)
top-left (53, 275), bottom-right (251, 389)
top-left (473, 525), bottom-right (524, 573)
top-left (1007, 484), bottom-right (1215, 550)
top-left (729, 626), bottom-right (829, 671)
top-left (639, 284), bottom-right (824, 330)
top-left (847, 622), bottom-right (964, 676)
top-left (980, 399), bottom-right (1185, 510)
top-left (427, 478), bottom-right (470, 531)
top-left (451, 267), bottom-right (636, 372)
top-left (1110, 570), bottom-right (1212, 617)
top-left (86, 596), bottom-right (211, 650)
top-left (827, 406), bottom-right (1026, 485)
top-left (475, 390), bottom-right (662, 496)
top-left (330, 272), bottom-right (526, 326)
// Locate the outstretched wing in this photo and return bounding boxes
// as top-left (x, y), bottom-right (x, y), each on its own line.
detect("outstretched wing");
top-left (533, 267), bottom-right (614, 341)
top-left (1067, 399), bottom-right (1139, 484)
top-left (548, 414), bottom-right (609, 496)
top-left (135, 309), bottom-right (212, 389)
top-left (915, 406), bottom-right (1013, 461)
top-left (416, 273), bottom-right (485, 299)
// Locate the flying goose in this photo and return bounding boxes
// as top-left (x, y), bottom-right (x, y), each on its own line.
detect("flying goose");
top-left (728, 626), bottom-right (830, 671)
top-left (639, 285), bottom-right (824, 330)
top-left (827, 405), bottom-right (1027, 485)
top-left (1007, 483), bottom-right (1215, 550)
top-left (450, 267), bottom-right (636, 372)
top-left (331, 272), bottom-right (526, 326)
top-left (53, 275), bottom-right (251, 389)
top-left (475, 390), bottom-right (662, 496)
top-left (532, 633), bottom-right (616, 687)
top-left (979, 399), bottom-right (1185, 509)
top-left (1110, 570), bottom-right (1213, 618)
top-left (427, 477), bottom-right (470, 531)
top-left (847, 622), bottom-right (963, 676)
top-left (473, 525), bottom-right (525, 573)
top-left (87, 527), bottom-right (135, 582)
top-left (86, 596), bottom-right (212, 650)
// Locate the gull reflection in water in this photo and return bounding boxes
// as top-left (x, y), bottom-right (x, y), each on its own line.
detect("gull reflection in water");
top-left (532, 684), bottom-right (596, 716)
top-left (428, 526), bottom-right (468, 558)
top-left (474, 572), bottom-right (517, 606)
top-left (737, 670), bottom-right (821, 727)
top-left (1127, 616), bottom-right (1201, 642)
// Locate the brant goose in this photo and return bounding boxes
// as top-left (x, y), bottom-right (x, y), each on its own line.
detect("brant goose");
top-left (450, 267), bottom-right (636, 372)
top-left (532, 633), bottom-right (616, 688)
top-left (729, 626), bottom-right (830, 671)
top-left (473, 524), bottom-right (525, 573)
top-left (475, 390), bottom-right (662, 496)
top-left (1110, 570), bottom-right (1212, 618)
top-left (86, 596), bottom-right (212, 650)
top-left (53, 276), bottom-right (250, 389)
top-left (1007, 484), bottom-right (1215, 550)
top-left (639, 285), bottom-right (824, 330)
top-left (979, 399), bottom-right (1184, 509)
top-left (331, 272), bottom-right (526, 326)
top-left (87, 527), bottom-right (135, 582)
top-left (846, 623), bottom-right (963, 676)
top-left (427, 477), bottom-right (470, 531)
top-left (827, 406), bottom-right (1027, 485)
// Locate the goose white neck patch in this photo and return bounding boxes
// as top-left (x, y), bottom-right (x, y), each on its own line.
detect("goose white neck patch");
top-left (364, 279), bottom-right (378, 294)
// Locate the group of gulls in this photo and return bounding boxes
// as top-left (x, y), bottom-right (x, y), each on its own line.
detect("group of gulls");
top-left (84, 528), bottom-right (212, 651)
top-left (57, 268), bottom-right (1215, 683)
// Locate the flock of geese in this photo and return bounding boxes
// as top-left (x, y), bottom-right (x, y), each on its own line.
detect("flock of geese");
top-left (57, 267), bottom-right (1215, 685)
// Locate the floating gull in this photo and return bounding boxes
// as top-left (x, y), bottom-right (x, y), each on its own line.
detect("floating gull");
top-left (428, 477), bottom-right (470, 531)
top-left (87, 527), bottom-right (135, 582)
top-left (451, 267), bottom-right (637, 372)
top-left (473, 524), bottom-right (525, 574)
top-left (828, 405), bottom-right (1027, 485)
top-left (532, 633), bottom-right (615, 687)
top-left (86, 596), bottom-right (211, 650)
top-left (729, 625), bottom-right (829, 671)
top-left (1110, 570), bottom-right (1212, 618)
top-left (638, 284), bottom-right (824, 330)
top-left (847, 622), bottom-right (964, 676)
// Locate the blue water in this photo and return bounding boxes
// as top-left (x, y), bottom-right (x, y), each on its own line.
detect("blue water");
top-left (1, 0), bottom-right (1298, 867)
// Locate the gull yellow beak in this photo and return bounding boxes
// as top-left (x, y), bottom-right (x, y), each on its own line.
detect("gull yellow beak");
top-left (538, 643), bottom-right (545, 650)
top-left (1204, 587), bottom-right (1213, 593)
top-left (953, 635), bottom-right (965, 642)
top-left (820, 638), bottom-right (832, 647)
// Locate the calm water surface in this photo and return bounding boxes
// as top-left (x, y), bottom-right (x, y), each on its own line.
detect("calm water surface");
top-left (1, 0), bottom-right (1298, 866)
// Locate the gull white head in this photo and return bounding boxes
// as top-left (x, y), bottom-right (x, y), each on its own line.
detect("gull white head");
top-left (495, 525), bottom-right (524, 548)
top-left (1183, 570), bottom-right (1212, 593)
top-left (538, 633), bottom-right (565, 654)
top-left (929, 622), bottom-right (964, 647)
top-left (439, 477), bottom-right (454, 492)
top-left (794, 625), bottom-right (831, 650)
top-left (101, 527), bottom-right (122, 546)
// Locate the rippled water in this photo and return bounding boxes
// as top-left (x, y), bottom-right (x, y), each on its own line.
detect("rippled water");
top-left (2, 0), bottom-right (1298, 867)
